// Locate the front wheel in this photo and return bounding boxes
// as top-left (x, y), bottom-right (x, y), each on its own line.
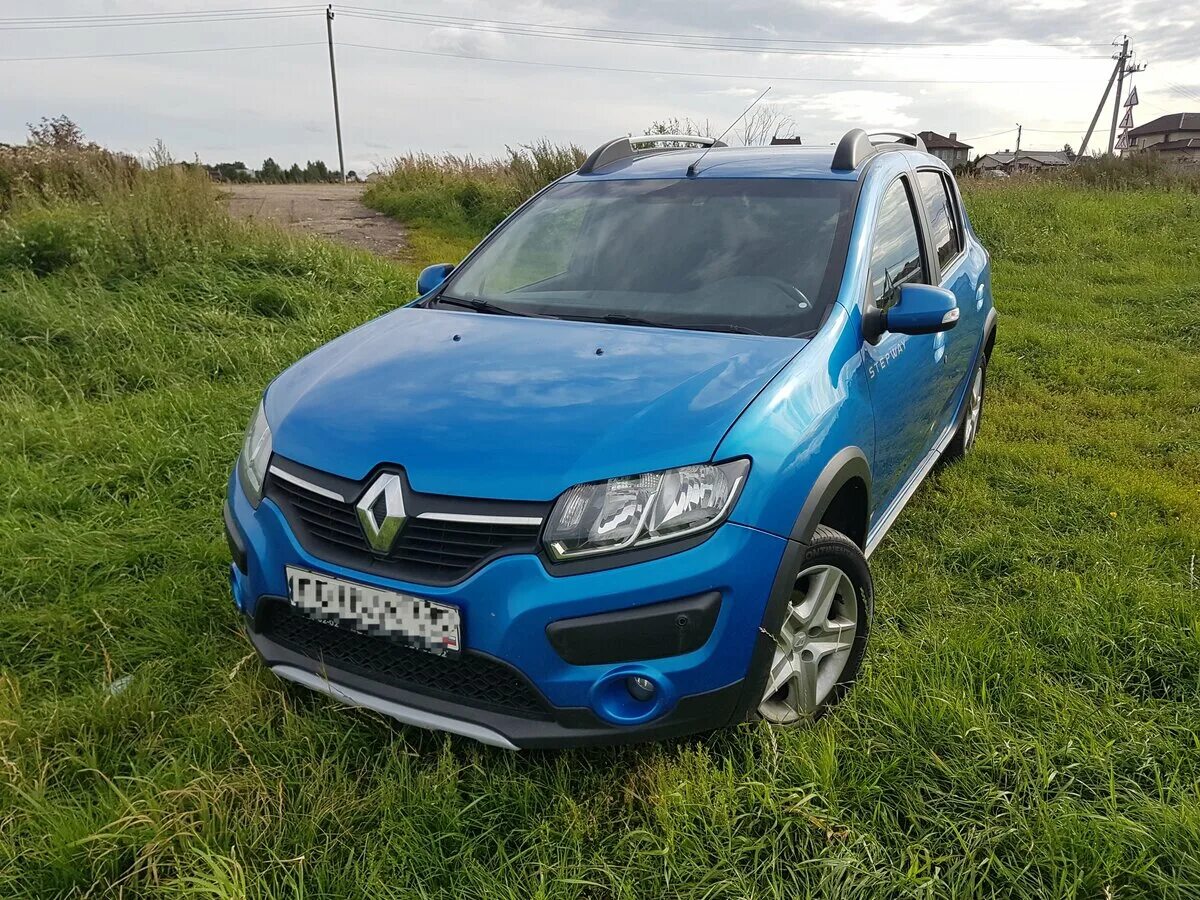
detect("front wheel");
top-left (756, 526), bottom-right (873, 724)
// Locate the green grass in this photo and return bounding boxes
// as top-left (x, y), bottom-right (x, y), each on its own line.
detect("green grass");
top-left (1, 159), bottom-right (1199, 898)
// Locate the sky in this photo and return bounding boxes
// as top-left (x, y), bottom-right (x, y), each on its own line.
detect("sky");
top-left (1, 0), bottom-right (1197, 174)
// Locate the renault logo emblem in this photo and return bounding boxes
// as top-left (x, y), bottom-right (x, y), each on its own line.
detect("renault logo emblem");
top-left (356, 473), bottom-right (406, 553)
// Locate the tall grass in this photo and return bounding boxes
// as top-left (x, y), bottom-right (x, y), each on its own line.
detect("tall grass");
top-left (963, 152), bottom-right (1200, 192)
top-left (364, 140), bottom-right (584, 238)
top-left (0, 164), bottom-right (229, 277)
top-left (2, 144), bottom-right (1200, 897)
top-left (1059, 152), bottom-right (1200, 190)
top-left (0, 142), bottom-right (141, 213)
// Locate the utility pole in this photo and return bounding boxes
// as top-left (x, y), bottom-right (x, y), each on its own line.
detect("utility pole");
top-left (1015, 123), bottom-right (1022, 155)
top-left (1078, 50), bottom-right (1123, 159)
top-left (326, 3), bottom-right (345, 183)
top-left (1107, 35), bottom-right (1130, 155)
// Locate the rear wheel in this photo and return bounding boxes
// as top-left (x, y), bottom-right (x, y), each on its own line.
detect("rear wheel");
top-left (757, 526), bottom-right (872, 724)
top-left (942, 355), bottom-right (986, 463)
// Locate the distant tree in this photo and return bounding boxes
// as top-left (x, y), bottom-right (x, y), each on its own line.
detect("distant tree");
top-left (646, 117), bottom-right (713, 138)
top-left (258, 157), bottom-right (284, 183)
top-left (736, 107), bottom-right (796, 147)
top-left (27, 114), bottom-right (88, 149)
top-left (302, 159), bottom-right (331, 182)
top-left (643, 117), bottom-right (713, 149)
top-left (953, 157), bottom-right (979, 177)
top-left (285, 162), bottom-right (303, 183)
top-left (346, 170), bottom-right (358, 182)
top-left (1062, 143), bottom-right (1077, 162)
top-left (206, 161), bottom-right (252, 182)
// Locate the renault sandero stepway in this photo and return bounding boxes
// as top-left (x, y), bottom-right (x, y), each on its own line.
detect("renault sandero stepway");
top-left (224, 129), bottom-right (996, 749)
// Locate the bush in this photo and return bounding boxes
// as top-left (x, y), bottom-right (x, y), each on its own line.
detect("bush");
top-left (0, 205), bottom-right (99, 274)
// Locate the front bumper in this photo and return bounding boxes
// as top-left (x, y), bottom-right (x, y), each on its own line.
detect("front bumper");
top-left (225, 470), bottom-right (787, 749)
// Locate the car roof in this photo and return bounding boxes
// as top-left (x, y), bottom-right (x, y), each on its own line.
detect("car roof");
top-left (563, 144), bottom-right (940, 183)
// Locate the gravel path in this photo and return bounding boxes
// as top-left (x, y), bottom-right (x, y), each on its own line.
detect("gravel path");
top-left (225, 183), bottom-right (407, 258)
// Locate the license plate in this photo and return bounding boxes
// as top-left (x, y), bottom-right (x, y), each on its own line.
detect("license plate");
top-left (285, 566), bottom-right (461, 657)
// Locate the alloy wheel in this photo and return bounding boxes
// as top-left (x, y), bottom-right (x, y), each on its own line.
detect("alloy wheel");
top-left (757, 563), bottom-right (859, 724)
top-left (962, 366), bottom-right (984, 451)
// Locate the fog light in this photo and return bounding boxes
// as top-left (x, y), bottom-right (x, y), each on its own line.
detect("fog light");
top-left (627, 676), bottom-right (656, 702)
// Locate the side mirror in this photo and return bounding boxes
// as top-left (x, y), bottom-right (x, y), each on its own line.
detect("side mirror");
top-left (871, 283), bottom-right (959, 339)
top-left (417, 263), bottom-right (454, 296)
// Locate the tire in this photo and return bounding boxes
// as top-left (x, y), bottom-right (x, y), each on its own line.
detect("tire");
top-left (942, 353), bottom-right (987, 464)
top-left (755, 525), bottom-right (873, 725)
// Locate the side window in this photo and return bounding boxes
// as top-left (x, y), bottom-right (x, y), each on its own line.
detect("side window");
top-left (868, 178), bottom-right (926, 310)
top-left (917, 170), bottom-right (962, 270)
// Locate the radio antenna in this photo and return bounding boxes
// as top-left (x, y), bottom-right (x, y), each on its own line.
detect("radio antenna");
top-left (687, 86), bottom-right (772, 177)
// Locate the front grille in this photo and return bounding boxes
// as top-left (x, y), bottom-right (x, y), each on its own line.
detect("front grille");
top-left (266, 466), bottom-right (544, 585)
top-left (272, 475), bottom-right (364, 551)
top-left (391, 518), bottom-right (542, 575)
top-left (261, 599), bottom-right (551, 719)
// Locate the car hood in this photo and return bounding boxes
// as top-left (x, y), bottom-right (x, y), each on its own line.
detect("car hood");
top-left (266, 308), bottom-right (803, 500)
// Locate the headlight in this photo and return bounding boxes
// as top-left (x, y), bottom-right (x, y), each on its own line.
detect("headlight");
top-left (544, 459), bottom-right (749, 561)
top-left (239, 399), bottom-right (272, 507)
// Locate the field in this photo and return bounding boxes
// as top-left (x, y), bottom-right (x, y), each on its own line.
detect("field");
top-left (1, 149), bottom-right (1199, 898)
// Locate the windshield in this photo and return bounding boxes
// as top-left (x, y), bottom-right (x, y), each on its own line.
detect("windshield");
top-left (436, 177), bottom-right (857, 337)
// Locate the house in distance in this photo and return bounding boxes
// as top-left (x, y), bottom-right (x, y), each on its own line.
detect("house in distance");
top-left (976, 150), bottom-right (1073, 174)
top-left (1126, 112), bottom-right (1200, 164)
top-left (917, 131), bottom-right (973, 166)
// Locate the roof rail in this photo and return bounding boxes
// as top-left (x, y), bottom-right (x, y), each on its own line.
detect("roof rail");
top-left (867, 131), bottom-right (927, 151)
top-left (831, 129), bottom-right (875, 171)
top-left (578, 134), bottom-right (727, 175)
top-left (831, 128), bottom-right (928, 171)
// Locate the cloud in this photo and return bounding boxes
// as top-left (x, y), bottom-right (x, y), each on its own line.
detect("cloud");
top-left (427, 26), bottom-right (507, 56)
top-left (805, 91), bottom-right (918, 129)
top-left (0, 0), bottom-right (1194, 168)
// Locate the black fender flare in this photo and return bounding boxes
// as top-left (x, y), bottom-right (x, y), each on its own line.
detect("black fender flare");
top-left (788, 446), bottom-right (872, 545)
top-left (727, 447), bottom-right (872, 722)
top-left (983, 306), bottom-right (998, 360)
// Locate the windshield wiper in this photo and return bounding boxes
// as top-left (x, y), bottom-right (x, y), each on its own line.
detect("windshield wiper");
top-left (599, 314), bottom-right (763, 336)
top-left (435, 295), bottom-right (541, 318)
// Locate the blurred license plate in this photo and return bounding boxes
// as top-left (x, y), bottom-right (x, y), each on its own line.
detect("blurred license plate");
top-left (286, 566), bottom-right (461, 657)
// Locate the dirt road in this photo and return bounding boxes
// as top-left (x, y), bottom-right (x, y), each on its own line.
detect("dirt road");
top-left (225, 183), bottom-right (407, 257)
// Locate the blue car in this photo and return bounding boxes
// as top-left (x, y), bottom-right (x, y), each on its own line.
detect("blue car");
top-left (224, 129), bottom-right (995, 749)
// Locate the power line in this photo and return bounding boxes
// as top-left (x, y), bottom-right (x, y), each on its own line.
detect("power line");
top-left (338, 8), bottom-right (1113, 61)
top-left (0, 42), bottom-right (325, 62)
top-left (0, 13), bottom-right (320, 31)
top-left (1165, 81), bottom-right (1200, 103)
top-left (0, 5), bottom-right (319, 23)
top-left (0, 2), bottom-right (1114, 61)
top-left (959, 128), bottom-right (1016, 142)
top-left (340, 5), bottom-right (1112, 50)
top-left (0, 35), bottom-right (1101, 86)
top-left (341, 41), bottom-right (1096, 85)
top-left (960, 125), bottom-right (1090, 145)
